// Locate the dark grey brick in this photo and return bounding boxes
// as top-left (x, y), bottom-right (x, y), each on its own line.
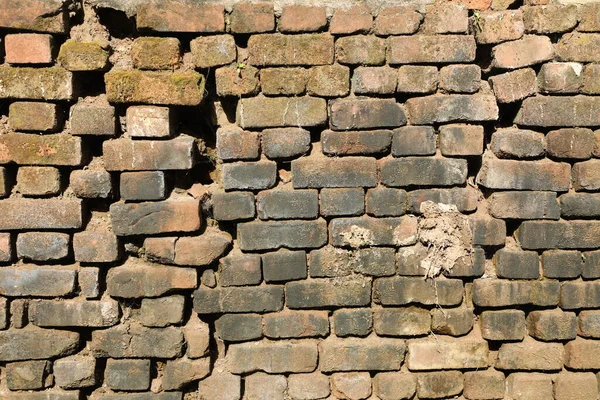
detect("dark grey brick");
top-left (392, 126), bottom-right (436, 156)
top-left (212, 192), bottom-right (255, 221)
top-left (222, 161), bottom-right (277, 191)
top-left (262, 250), bottom-right (307, 282)
top-left (286, 277), bottom-right (371, 309)
top-left (381, 157), bottom-right (467, 187)
top-left (542, 250), bottom-right (583, 279)
top-left (193, 286), bottom-right (284, 314)
top-left (237, 219), bottom-right (327, 251)
top-left (322, 130), bottom-right (392, 155)
top-left (257, 189), bottom-right (318, 220)
top-left (366, 188), bottom-right (407, 217)
top-left (495, 249), bottom-right (539, 280)
top-left (320, 188), bottom-right (364, 217)
top-left (215, 314), bottom-right (262, 342)
top-left (333, 309), bottom-right (373, 337)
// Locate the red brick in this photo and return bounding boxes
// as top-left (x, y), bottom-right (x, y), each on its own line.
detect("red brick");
top-left (477, 158), bottom-right (570, 191)
top-left (215, 65), bottom-right (260, 97)
top-left (374, 6), bottom-right (422, 35)
top-left (0, 0), bottom-right (68, 33)
top-left (422, 3), bottom-right (469, 34)
top-left (248, 34), bottom-right (334, 66)
top-left (475, 10), bottom-right (525, 44)
top-left (330, 6), bottom-right (373, 35)
top-left (0, 199), bottom-right (82, 230)
top-left (388, 35), bottom-right (476, 64)
top-left (70, 170), bottom-right (112, 199)
top-left (137, 1), bottom-right (225, 32)
top-left (492, 35), bottom-right (554, 69)
top-left (0, 134), bottom-right (83, 166)
top-left (336, 36), bottom-right (386, 65)
top-left (565, 338), bottom-right (600, 370)
top-left (455, 0), bottom-right (492, 10)
top-left (0, 66), bottom-right (73, 100)
top-left (102, 136), bottom-right (195, 171)
top-left (230, 3), bottom-right (274, 34)
top-left (278, 6), bottom-right (327, 32)
top-left (547, 128), bottom-right (594, 159)
top-left (4, 34), bottom-right (53, 65)
top-left (0, 233), bottom-right (11, 262)
top-left (174, 231), bottom-right (232, 266)
top-left (16, 166), bottom-right (60, 196)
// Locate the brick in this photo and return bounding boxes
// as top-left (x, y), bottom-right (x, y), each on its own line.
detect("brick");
top-left (406, 94), bottom-right (498, 124)
top-left (555, 372), bottom-right (599, 400)
top-left (262, 249), bottom-right (307, 282)
top-left (183, 314), bottom-right (209, 359)
top-left (9, 101), bottom-right (59, 132)
top-left (227, 340), bottom-right (318, 373)
top-left (439, 64), bottom-right (480, 93)
top-left (392, 126), bottom-right (436, 156)
top-left (320, 188), bottom-right (364, 217)
top-left (236, 96), bottom-right (327, 128)
top-left (79, 267), bottom-right (100, 298)
top-left (17, 166), bottom-right (61, 196)
top-left (92, 324), bottom-right (183, 358)
top-left (190, 35), bottom-right (235, 68)
top-left (489, 68), bottom-right (537, 103)
top-left (561, 193), bottom-right (600, 218)
top-left (120, 171), bottom-right (165, 201)
top-left (423, 3), bottom-right (468, 33)
top-left (523, 4), bottom-right (578, 33)
top-left (463, 370), bottom-right (505, 400)
top-left (583, 250), bottom-right (600, 279)
top-left (103, 136), bottom-right (195, 171)
top-left (57, 41), bottom-right (109, 71)
top-left (573, 159), bottom-right (600, 190)
top-left (542, 250), bottom-right (582, 279)
top-left (336, 35), bottom-right (386, 65)
top-left (306, 64), bottom-right (350, 97)
top-left (477, 158), bottom-right (570, 191)
top-left (446, 248), bottom-right (486, 279)
top-left (0, 199), bottom-right (82, 230)
top-left (259, 68), bottom-right (307, 95)
top-left (583, 64), bottom-right (600, 94)
top-left (322, 130), bottom-right (392, 156)
top-left (0, 267), bottom-right (75, 297)
top-left (431, 307), bottom-right (474, 337)
top-left (0, 167), bottom-right (7, 199)
top-left (490, 128), bottom-right (545, 159)
top-left (489, 191), bottom-right (560, 220)
top-left (491, 35), bottom-right (553, 69)
top-left (561, 281), bottom-right (600, 309)
top-left (216, 65), bottom-right (260, 97)
top-left (480, 310), bottom-right (526, 341)
top-left (538, 62), bottom-right (583, 94)
top-left (0, 327), bottom-right (79, 361)
top-left (527, 310), bottom-right (576, 342)
top-left (248, 34), bottom-right (334, 66)
top-left (53, 356), bottom-right (96, 389)
top-left (6, 360), bottom-right (50, 390)
top-left (565, 338), bottom-right (600, 369)
top-left (330, 99), bottom-right (405, 131)
top-left (320, 336), bottom-right (405, 372)
top-left (0, 133), bottom-right (83, 166)
top-left (132, 37), bottom-right (180, 70)
top-left (162, 357), bottom-right (210, 391)
top-left (238, 219), bottom-right (326, 251)
top-left (388, 35), bottom-right (476, 64)
top-left (30, 299), bottom-right (119, 328)
top-left (331, 372), bottom-right (372, 400)
top-left (578, 311), bottom-right (600, 338)
top-left (91, 393), bottom-right (184, 400)
top-left (137, 1), bottom-right (224, 32)
top-left (106, 262), bottom-right (196, 298)
top-left (0, 233), bottom-right (12, 262)
top-left (70, 170), bottom-right (112, 199)
top-left (374, 372), bottom-right (416, 400)
top-left (230, 3), bottom-right (274, 33)
top-left (330, 6), bottom-right (373, 34)
top-left (330, 216), bottom-right (417, 248)
top-left (517, 96), bottom-right (600, 127)
top-left (417, 371), bottom-right (463, 399)
top-left (216, 126), bottom-right (259, 161)
top-left (408, 188), bottom-right (478, 215)
top-left (262, 127), bottom-right (310, 159)
top-left (374, 6), bottom-right (422, 35)
top-left (495, 248), bottom-right (539, 279)
top-left (374, 307), bottom-right (430, 337)
top-left (138, 295), bottom-right (184, 328)
top-left (105, 70), bottom-right (204, 105)
top-left (212, 192), bottom-right (255, 221)
top-left (197, 372), bottom-right (240, 400)
top-left (381, 157), bottom-right (468, 188)
top-left (375, 277), bottom-right (463, 307)
top-left (475, 10), bottom-right (525, 44)
top-left (278, 6), bottom-right (327, 32)
top-left (518, 220), bottom-right (600, 249)
top-left (0, 66), bottom-right (73, 100)
top-left (472, 279), bottom-right (560, 307)
top-left (0, 0), bottom-right (67, 33)
top-left (193, 286), bottom-right (283, 314)
top-left (16, 232), bottom-right (69, 262)
top-left (365, 188), bottom-right (407, 217)
top-left (439, 124), bottom-right (484, 156)
top-left (397, 65), bottom-right (438, 94)
top-left (308, 246), bottom-right (352, 277)
top-left (263, 310), bottom-right (329, 339)
top-left (257, 189), bottom-right (318, 220)
top-left (496, 337), bottom-right (563, 370)
top-left (218, 254), bottom-right (262, 286)
top-left (105, 359), bottom-right (150, 391)
top-left (287, 372), bottom-right (330, 399)
top-left (578, 3), bottom-right (600, 32)
top-left (71, 104), bottom-right (116, 136)
top-left (292, 156), bottom-right (377, 188)
top-left (286, 277), bottom-right (371, 308)
top-left (333, 309), bottom-right (372, 337)
top-left (215, 314), bottom-right (262, 342)
top-left (174, 231), bottom-right (231, 266)
top-left (506, 373), bottom-right (553, 400)
top-left (126, 106), bottom-right (172, 138)
top-left (352, 66), bottom-right (397, 95)
top-left (407, 337), bottom-right (488, 371)
top-left (222, 161), bottom-right (277, 191)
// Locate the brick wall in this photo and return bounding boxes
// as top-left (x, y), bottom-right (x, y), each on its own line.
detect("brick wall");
top-left (1, 0), bottom-right (600, 398)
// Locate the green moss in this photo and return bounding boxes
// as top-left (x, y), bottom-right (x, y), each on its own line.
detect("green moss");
top-left (58, 41), bottom-right (109, 71)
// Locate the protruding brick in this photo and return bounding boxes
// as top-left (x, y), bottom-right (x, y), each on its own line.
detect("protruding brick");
top-left (9, 101), bottom-right (59, 132)
top-left (388, 35), bottom-right (476, 64)
top-left (375, 277), bottom-right (463, 307)
top-left (106, 262), bottom-right (196, 298)
top-left (227, 340), bottom-right (318, 373)
top-left (583, 64), bottom-right (600, 94)
top-left (0, 66), bottom-right (73, 100)
top-left (278, 6), bottom-right (327, 32)
top-left (79, 267), bottom-right (100, 298)
top-left (490, 128), bottom-right (545, 159)
top-left (16, 166), bottom-right (61, 196)
top-left (489, 68), bottom-right (537, 103)
top-left (262, 127), bottom-right (310, 159)
top-left (0, 199), bottom-right (82, 230)
top-left (58, 41), bottom-right (109, 71)
top-left (0, 233), bottom-right (12, 262)
top-left (381, 157), bottom-right (468, 188)
top-left (248, 34), bottom-right (334, 66)
top-left (190, 35), bottom-right (236, 68)
top-left (397, 66), bottom-right (438, 94)
top-left (336, 35), bottom-right (386, 65)
top-left (374, 6), bottom-right (422, 35)
top-left (320, 336), bottom-right (406, 372)
top-left (560, 281), bottom-right (600, 310)
top-left (137, 1), bottom-right (225, 32)
top-left (70, 104), bottom-right (115, 136)
top-left (477, 158), bottom-right (570, 191)
top-left (70, 170), bottom-right (112, 199)
top-left (103, 136), bottom-right (195, 171)
top-left (489, 191), bottom-right (560, 220)
top-left (237, 96), bottom-right (327, 128)
top-left (475, 10), bottom-right (525, 44)
top-left (131, 37), bottom-right (180, 70)
top-left (481, 310), bottom-right (526, 341)
top-left (491, 35), bottom-right (554, 69)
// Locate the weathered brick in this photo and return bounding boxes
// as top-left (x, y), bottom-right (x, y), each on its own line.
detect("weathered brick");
top-left (0, 327), bottom-right (79, 361)
top-left (365, 188), bottom-right (407, 217)
top-left (215, 314), bottom-right (262, 342)
top-left (417, 371), bottom-right (463, 399)
top-left (0, 232), bottom-right (12, 262)
top-left (286, 277), bottom-right (371, 308)
top-left (322, 130), bottom-right (392, 156)
top-left (431, 307), bottom-right (474, 337)
top-left (506, 373), bottom-right (553, 400)
top-left (555, 372), bottom-right (599, 400)
top-left (375, 277), bottom-right (463, 307)
top-left (565, 338), bottom-right (600, 369)
top-left (333, 309), bottom-right (372, 337)
top-left (397, 65), bottom-right (438, 94)
top-left (352, 66), bottom-right (397, 95)
top-left (53, 356), bottom-right (97, 389)
top-left (227, 340), bottom-right (318, 374)
top-left (583, 250), bottom-right (600, 279)
top-left (439, 124), bottom-right (484, 156)
top-left (47, 235), bottom-right (99, 276)
top-left (256, 190), bottom-right (318, 220)
top-left (496, 337), bottom-right (563, 370)
top-left (542, 250), bottom-right (582, 279)
top-left (490, 128), bottom-right (545, 159)
top-left (408, 188), bottom-right (479, 214)
top-left (263, 310), bottom-right (329, 339)
top-left (216, 126), bottom-right (259, 161)
top-left (463, 370), bottom-right (505, 400)
top-left (17, 166), bottom-right (61, 196)
top-left (292, 156), bottom-right (377, 188)
top-left (392, 126), bottom-right (436, 157)
top-left (374, 307), bottom-right (430, 337)
top-left (70, 170), bottom-right (112, 199)
top-left (196, 372), bottom-right (240, 400)
top-left (578, 311), bottom-right (600, 338)
top-left (578, 3), bottom-right (600, 32)
top-left (336, 35), bottom-right (386, 65)
top-left (407, 337), bottom-right (489, 370)
top-left (573, 159), bottom-right (600, 191)
top-left (120, 171), bottom-right (165, 201)
top-left (278, 5), bottom-right (327, 32)
top-left (259, 68), bottom-right (307, 95)
top-left (517, 96), bottom-right (600, 127)
top-left (423, 3), bottom-right (468, 33)
top-left (92, 324), bottom-right (183, 358)
top-left (0, 167), bottom-right (7, 199)
top-left (71, 104), bottom-right (116, 136)
top-left (538, 62), bottom-right (584, 94)
top-left (0, 199), bottom-right (82, 230)
top-left (329, 98), bottom-right (405, 130)
top-left (489, 68), bottom-right (537, 103)
top-left (374, 6), bottom-right (422, 35)
top-left (57, 41), bottom-right (109, 71)
top-left (216, 65), bottom-right (260, 97)
top-left (248, 34), bottom-right (333, 66)
top-left (475, 10), bottom-right (525, 44)
top-left (388, 35), bottom-right (476, 64)
top-left (162, 357), bottom-right (210, 391)
top-left (132, 37), bottom-right (180, 70)
top-left (137, 1), bottom-right (225, 32)
top-left (6, 360), bottom-right (50, 390)
top-left (174, 231), bottom-right (231, 266)
top-left (561, 281), bottom-right (600, 309)
top-left (527, 310), bottom-right (576, 341)
top-left (212, 192), bottom-right (255, 221)
top-left (518, 220), bottom-right (600, 249)
top-left (492, 35), bottom-right (553, 69)
top-left (320, 336), bottom-right (406, 372)
top-left (238, 219), bottom-right (326, 251)
top-left (218, 253), bottom-right (261, 287)
top-left (374, 372), bottom-right (416, 400)
top-left (105, 70), bottom-right (204, 105)
top-left (190, 35), bottom-right (235, 68)
top-left (381, 157), bottom-right (468, 188)
top-left (262, 250), bottom-right (307, 282)
top-left (193, 286), bottom-right (283, 314)
top-left (89, 393), bottom-right (182, 400)
top-left (183, 314), bottom-right (209, 359)
top-left (262, 127), bottom-right (310, 159)
top-left (79, 267), bottom-right (100, 298)
top-left (0, 0), bottom-right (67, 33)
top-left (104, 359), bottom-right (150, 391)
top-left (523, 4), bottom-right (578, 33)
top-left (473, 279), bottom-right (560, 307)
top-left (106, 262), bottom-right (196, 298)
top-left (583, 64), bottom-right (600, 94)
top-left (0, 66), bottom-right (72, 100)
top-left (320, 188), bottom-right (364, 217)
top-left (446, 248), bottom-right (486, 279)
top-left (561, 193), bottom-right (600, 218)
top-left (331, 372), bottom-right (372, 400)
top-left (480, 310), bottom-right (526, 341)
top-left (490, 191), bottom-right (560, 220)
top-left (30, 299), bottom-right (119, 328)
top-left (9, 101), bottom-right (59, 132)
top-left (330, 6), bottom-right (373, 34)
top-left (0, 133), bottom-right (83, 166)
top-left (126, 106), bottom-right (172, 138)
top-left (236, 96), bottom-right (327, 128)
top-left (439, 65), bottom-right (480, 93)
top-left (306, 64), bottom-right (350, 97)
top-left (103, 136), bottom-right (194, 171)
top-left (330, 215), bottom-right (417, 248)
top-left (406, 94), bottom-right (498, 124)
top-left (230, 3), bottom-right (274, 33)
top-left (16, 232), bottom-right (69, 262)
top-left (495, 248), bottom-right (539, 279)
top-left (477, 158), bottom-right (570, 191)
top-left (222, 161), bottom-right (277, 191)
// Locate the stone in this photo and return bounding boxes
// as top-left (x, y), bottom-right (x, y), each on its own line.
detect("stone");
top-left (374, 277), bottom-right (463, 307)
top-left (70, 104), bottom-right (116, 136)
top-left (103, 136), bottom-right (195, 171)
top-left (227, 340), bottom-right (318, 374)
top-left (9, 101), bottom-right (59, 132)
top-left (162, 357), bottom-right (210, 390)
top-left (53, 356), bottom-right (97, 389)
top-left (329, 98), bottom-right (406, 130)
top-left (489, 68), bottom-right (537, 103)
top-left (29, 299), bottom-right (119, 328)
top-left (131, 37), bottom-right (180, 70)
top-left (0, 134), bottom-right (83, 166)
top-left (0, 327), bottom-right (79, 361)
top-left (480, 310), bottom-right (526, 341)
top-left (248, 34), bottom-right (334, 66)
top-left (57, 41), bottom-right (109, 71)
top-left (70, 170), bottom-right (112, 199)
top-left (388, 35), bottom-right (476, 64)
top-left (137, 1), bottom-right (225, 32)
top-left (0, 66), bottom-right (73, 100)
top-left (0, 266), bottom-right (76, 297)
top-left (262, 249), bottom-right (307, 282)
top-left (104, 359), bottom-right (150, 391)
top-left (320, 336), bottom-right (406, 372)
top-left (380, 157), bottom-right (468, 187)
top-left (236, 96), bottom-right (327, 128)
top-left (16, 167), bottom-right (61, 196)
top-left (106, 262), bottom-right (197, 298)
top-left (333, 309), bottom-right (372, 337)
